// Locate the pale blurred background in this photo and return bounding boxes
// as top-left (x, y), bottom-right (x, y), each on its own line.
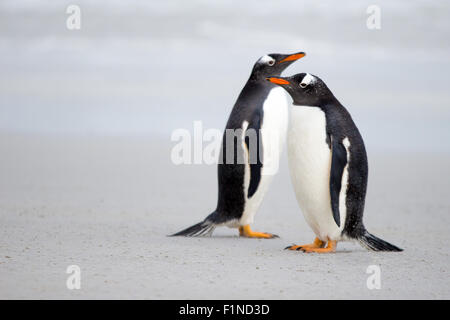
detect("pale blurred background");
top-left (1, 0), bottom-right (449, 299)
top-left (1, 0), bottom-right (449, 151)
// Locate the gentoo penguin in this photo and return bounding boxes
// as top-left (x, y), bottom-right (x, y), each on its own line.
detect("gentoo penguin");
top-left (266, 73), bottom-right (402, 252)
top-left (172, 52), bottom-right (306, 238)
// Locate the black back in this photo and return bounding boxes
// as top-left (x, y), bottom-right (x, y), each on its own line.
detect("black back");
top-left (214, 54), bottom-right (302, 223)
top-left (216, 80), bottom-right (273, 222)
top-left (325, 102), bottom-right (368, 238)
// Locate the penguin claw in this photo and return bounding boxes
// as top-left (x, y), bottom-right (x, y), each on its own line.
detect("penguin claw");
top-left (285, 245), bottom-right (302, 250)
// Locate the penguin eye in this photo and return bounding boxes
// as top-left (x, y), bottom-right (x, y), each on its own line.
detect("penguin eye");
top-left (268, 60), bottom-right (275, 66)
top-left (300, 82), bottom-right (307, 88)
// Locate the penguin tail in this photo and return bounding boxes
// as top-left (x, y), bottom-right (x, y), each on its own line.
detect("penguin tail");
top-left (169, 213), bottom-right (217, 237)
top-left (358, 230), bottom-right (403, 252)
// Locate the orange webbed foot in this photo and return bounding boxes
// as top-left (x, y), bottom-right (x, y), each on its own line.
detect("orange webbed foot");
top-left (286, 239), bottom-right (337, 253)
top-left (285, 237), bottom-right (325, 250)
top-left (239, 225), bottom-right (279, 239)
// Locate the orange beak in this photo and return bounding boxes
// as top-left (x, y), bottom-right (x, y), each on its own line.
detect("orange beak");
top-left (267, 77), bottom-right (290, 85)
top-left (278, 52), bottom-right (306, 63)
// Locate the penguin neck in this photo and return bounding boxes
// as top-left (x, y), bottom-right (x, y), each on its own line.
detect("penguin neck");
top-left (248, 74), bottom-right (265, 82)
top-left (248, 70), bottom-right (282, 83)
top-left (294, 95), bottom-right (342, 113)
top-left (234, 77), bottom-right (276, 110)
top-left (320, 97), bottom-right (344, 113)
top-left (245, 75), bottom-right (274, 90)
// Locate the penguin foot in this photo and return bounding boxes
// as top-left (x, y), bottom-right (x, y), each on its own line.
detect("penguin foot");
top-left (238, 225), bottom-right (278, 239)
top-left (284, 237), bottom-right (325, 250)
top-left (300, 240), bottom-right (337, 253)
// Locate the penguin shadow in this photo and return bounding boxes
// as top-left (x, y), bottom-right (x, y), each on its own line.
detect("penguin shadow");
top-left (167, 232), bottom-right (399, 254)
top-left (167, 234), bottom-right (394, 254)
top-left (283, 245), bottom-right (354, 255)
top-left (168, 234), bottom-right (281, 240)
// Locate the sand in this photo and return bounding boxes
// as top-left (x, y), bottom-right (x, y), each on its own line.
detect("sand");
top-left (0, 134), bottom-right (449, 299)
top-left (1, 0), bottom-right (449, 300)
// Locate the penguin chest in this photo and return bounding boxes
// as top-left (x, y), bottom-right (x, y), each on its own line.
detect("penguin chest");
top-left (287, 106), bottom-right (345, 241)
top-left (259, 87), bottom-right (289, 159)
top-left (239, 87), bottom-right (289, 226)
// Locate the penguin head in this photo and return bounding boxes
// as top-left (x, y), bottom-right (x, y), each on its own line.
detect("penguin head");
top-left (266, 73), bottom-right (333, 106)
top-left (251, 52), bottom-right (305, 80)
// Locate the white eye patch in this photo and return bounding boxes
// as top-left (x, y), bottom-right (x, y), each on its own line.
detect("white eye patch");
top-left (300, 73), bottom-right (315, 88)
top-left (259, 55), bottom-right (275, 65)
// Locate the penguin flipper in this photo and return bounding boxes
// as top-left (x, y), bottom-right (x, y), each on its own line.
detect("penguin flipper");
top-left (244, 110), bottom-right (263, 198)
top-left (329, 136), bottom-right (348, 227)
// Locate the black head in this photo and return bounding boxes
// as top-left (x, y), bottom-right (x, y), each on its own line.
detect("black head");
top-left (266, 73), bottom-right (334, 106)
top-left (250, 52), bottom-right (305, 80)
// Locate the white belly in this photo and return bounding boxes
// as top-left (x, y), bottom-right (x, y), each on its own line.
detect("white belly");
top-left (287, 106), bottom-right (345, 241)
top-left (239, 87), bottom-right (289, 226)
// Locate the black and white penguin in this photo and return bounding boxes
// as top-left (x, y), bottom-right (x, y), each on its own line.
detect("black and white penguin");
top-left (172, 52), bottom-right (306, 238)
top-left (267, 73), bottom-right (402, 252)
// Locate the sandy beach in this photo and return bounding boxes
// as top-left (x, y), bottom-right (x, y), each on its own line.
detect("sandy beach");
top-left (0, 0), bottom-right (449, 299)
top-left (0, 134), bottom-right (449, 299)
